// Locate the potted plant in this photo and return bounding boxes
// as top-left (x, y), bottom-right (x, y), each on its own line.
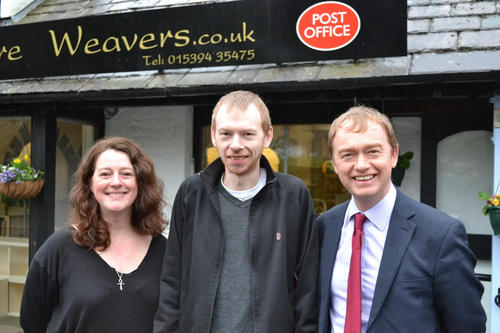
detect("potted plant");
top-left (0, 155), bottom-right (45, 200)
top-left (478, 190), bottom-right (500, 236)
top-left (391, 151), bottom-right (413, 187)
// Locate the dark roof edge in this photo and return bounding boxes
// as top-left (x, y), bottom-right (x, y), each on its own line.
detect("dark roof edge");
top-left (1, 71), bottom-right (500, 105)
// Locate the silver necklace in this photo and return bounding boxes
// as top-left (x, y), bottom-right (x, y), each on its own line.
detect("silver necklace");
top-left (107, 240), bottom-right (132, 290)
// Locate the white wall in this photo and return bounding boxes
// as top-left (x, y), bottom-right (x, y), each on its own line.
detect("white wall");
top-left (491, 103), bottom-right (500, 332)
top-left (105, 105), bottom-right (194, 224)
top-left (393, 117), bottom-right (421, 201)
top-left (436, 130), bottom-right (494, 235)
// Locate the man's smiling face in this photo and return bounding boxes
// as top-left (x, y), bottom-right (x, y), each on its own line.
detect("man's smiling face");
top-left (332, 120), bottom-right (398, 211)
top-left (211, 103), bottom-right (273, 180)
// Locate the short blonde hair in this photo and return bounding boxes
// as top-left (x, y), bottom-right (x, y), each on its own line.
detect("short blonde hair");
top-left (211, 90), bottom-right (272, 133)
top-left (328, 105), bottom-right (399, 156)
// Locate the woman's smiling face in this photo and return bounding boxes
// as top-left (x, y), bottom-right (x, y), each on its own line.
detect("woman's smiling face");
top-left (91, 149), bottom-right (138, 219)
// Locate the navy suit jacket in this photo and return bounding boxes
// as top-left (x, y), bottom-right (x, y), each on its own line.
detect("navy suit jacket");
top-left (317, 190), bottom-right (486, 333)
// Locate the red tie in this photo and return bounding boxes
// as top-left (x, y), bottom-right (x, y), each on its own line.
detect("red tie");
top-left (344, 213), bottom-right (366, 333)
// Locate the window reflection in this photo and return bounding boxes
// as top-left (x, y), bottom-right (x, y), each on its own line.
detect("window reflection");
top-left (55, 120), bottom-right (95, 231)
top-left (0, 118), bottom-right (32, 239)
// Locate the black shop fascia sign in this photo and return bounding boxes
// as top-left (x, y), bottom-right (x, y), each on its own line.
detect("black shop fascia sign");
top-left (0, 0), bottom-right (406, 80)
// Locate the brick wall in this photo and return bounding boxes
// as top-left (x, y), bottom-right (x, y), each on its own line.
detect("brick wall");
top-left (408, 0), bottom-right (500, 52)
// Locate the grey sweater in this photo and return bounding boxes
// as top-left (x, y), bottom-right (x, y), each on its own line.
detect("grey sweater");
top-left (210, 183), bottom-right (254, 333)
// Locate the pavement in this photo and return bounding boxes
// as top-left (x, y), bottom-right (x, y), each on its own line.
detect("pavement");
top-left (0, 316), bottom-right (22, 333)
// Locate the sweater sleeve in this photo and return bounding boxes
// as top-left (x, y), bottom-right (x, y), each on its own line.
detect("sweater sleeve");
top-left (153, 183), bottom-right (186, 333)
top-left (20, 258), bottom-right (60, 333)
top-left (293, 181), bottom-right (320, 333)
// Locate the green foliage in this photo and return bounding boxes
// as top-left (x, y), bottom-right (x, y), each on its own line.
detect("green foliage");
top-left (397, 151), bottom-right (413, 170)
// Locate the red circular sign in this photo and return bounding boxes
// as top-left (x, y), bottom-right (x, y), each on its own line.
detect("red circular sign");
top-left (296, 1), bottom-right (361, 51)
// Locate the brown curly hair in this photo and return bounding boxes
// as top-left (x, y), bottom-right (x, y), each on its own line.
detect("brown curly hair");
top-left (68, 136), bottom-right (168, 250)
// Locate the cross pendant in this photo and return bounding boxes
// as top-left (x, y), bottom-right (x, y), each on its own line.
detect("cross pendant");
top-left (117, 278), bottom-right (125, 290)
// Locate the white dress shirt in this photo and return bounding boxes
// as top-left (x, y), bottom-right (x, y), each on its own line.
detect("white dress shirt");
top-left (330, 185), bottom-right (397, 333)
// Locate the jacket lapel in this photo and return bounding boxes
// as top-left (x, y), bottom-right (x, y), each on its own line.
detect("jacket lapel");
top-left (367, 192), bottom-right (416, 330)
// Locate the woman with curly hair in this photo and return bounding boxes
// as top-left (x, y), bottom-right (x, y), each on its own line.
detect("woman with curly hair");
top-left (21, 137), bottom-right (168, 333)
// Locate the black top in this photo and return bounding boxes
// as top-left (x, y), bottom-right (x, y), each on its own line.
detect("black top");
top-left (20, 227), bottom-right (167, 333)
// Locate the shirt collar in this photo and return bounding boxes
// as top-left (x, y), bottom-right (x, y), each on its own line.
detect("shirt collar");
top-left (346, 184), bottom-right (397, 231)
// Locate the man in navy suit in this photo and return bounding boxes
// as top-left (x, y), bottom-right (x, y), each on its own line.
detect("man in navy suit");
top-left (317, 106), bottom-right (486, 333)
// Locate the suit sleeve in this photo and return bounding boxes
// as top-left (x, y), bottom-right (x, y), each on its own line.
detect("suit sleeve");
top-left (316, 214), bottom-right (325, 247)
top-left (433, 219), bottom-right (487, 333)
top-left (153, 186), bottom-right (185, 333)
top-left (294, 183), bottom-right (320, 333)
top-left (20, 258), bottom-right (59, 333)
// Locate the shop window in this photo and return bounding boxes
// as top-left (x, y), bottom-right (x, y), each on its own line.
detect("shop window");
top-left (0, 118), bottom-right (33, 239)
top-left (203, 124), bottom-right (348, 214)
top-left (0, 117), bottom-right (32, 316)
top-left (436, 130), bottom-right (494, 235)
top-left (55, 119), bottom-right (95, 231)
top-left (0, 117), bottom-right (95, 316)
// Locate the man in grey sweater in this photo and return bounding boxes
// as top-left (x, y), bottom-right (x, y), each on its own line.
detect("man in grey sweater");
top-left (154, 90), bottom-right (319, 333)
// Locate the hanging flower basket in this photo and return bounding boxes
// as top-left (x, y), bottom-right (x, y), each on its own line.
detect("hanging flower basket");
top-left (0, 180), bottom-right (44, 200)
top-left (479, 190), bottom-right (500, 237)
top-left (0, 156), bottom-right (45, 200)
top-left (488, 207), bottom-right (500, 237)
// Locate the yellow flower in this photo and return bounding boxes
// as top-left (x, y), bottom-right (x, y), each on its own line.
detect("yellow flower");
top-left (24, 155), bottom-right (29, 160)
top-left (493, 198), bottom-right (500, 206)
top-left (13, 158), bottom-right (21, 164)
